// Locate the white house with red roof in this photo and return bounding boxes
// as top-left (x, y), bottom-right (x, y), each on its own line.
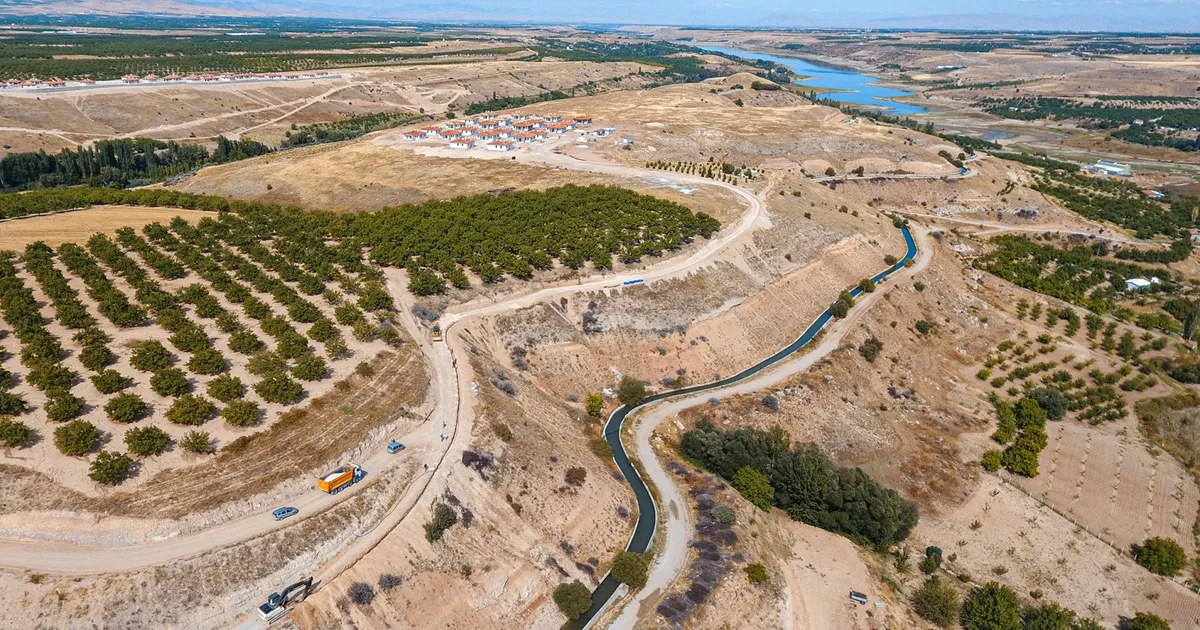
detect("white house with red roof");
top-left (404, 130), bottom-right (429, 140)
top-left (487, 140), bottom-right (515, 152)
top-left (450, 138), bottom-right (476, 149)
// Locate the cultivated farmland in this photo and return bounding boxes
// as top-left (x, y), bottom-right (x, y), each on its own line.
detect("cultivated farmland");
top-left (0, 184), bottom-right (720, 493)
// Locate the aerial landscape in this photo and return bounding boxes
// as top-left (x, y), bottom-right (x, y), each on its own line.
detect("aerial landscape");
top-left (1, 2), bottom-right (1200, 629)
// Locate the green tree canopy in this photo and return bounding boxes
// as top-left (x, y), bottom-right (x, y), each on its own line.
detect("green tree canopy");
top-left (552, 580), bottom-right (592, 620)
top-left (961, 582), bottom-right (1022, 630)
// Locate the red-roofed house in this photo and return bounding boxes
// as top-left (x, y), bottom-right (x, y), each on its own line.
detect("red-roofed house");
top-left (487, 140), bottom-right (515, 152)
top-left (573, 115), bottom-right (593, 125)
top-left (404, 130), bottom-right (429, 140)
top-left (439, 128), bottom-right (464, 139)
top-left (450, 138), bottom-right (476, 149)
top-left (122, 75), bottom-right (140, 83)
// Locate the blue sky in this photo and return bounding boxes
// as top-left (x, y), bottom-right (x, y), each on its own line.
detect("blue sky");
top-left (321, 0), bottom-right (1200, 31)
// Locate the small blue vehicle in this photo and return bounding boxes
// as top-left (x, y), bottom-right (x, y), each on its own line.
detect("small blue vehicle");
top-left (387, 440), bottom-right (405, 454)
top-left (272, 507), bottom-right (298, 521)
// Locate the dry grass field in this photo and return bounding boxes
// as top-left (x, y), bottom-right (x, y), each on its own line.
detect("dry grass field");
top-left (0, 59), bottom-right (653, 152)
top-left (0, 205), bottom-right (216, 250)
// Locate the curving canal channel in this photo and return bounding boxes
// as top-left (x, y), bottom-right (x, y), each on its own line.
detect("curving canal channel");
top-left (572, 224), bottom-right (918, 629)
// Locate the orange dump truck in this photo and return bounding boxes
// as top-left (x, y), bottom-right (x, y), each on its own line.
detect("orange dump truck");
top-left (317, 464), bottom-right (364, 494)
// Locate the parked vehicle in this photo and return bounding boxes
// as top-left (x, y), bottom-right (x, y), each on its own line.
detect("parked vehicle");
top-left (387, 440), bottom-right (405, 454)
top-left (317, 464), bottom-right (364, 494)
top-left (849, 591), bottom-right (868, 605)
top-left (272, 507), bottom-right (298, 521)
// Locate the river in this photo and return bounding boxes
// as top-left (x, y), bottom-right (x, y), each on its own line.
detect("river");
top-left (698, 45), bottom-right (927, 116)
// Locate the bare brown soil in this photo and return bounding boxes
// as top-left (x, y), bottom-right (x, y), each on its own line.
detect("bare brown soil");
top-left (292, 348), bottom-right (633, 630)
top-left (0, 344), bottom-right (428, 519)
top-left (0, 205), bottom-right (216, 250)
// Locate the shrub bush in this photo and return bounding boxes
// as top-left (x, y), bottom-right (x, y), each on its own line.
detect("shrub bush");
top-left (424, 502), bottom-right (458, 542)
top-left (79, 343), bottom-right (116, 371)
top-left (45, 392), bottom-right (85, 422)
top-left (91, 369), bottom-right (134, 394)
top-left (377, 574), bottom-right (403, 590)
top-left (125, 426), bottom-right (171, 456)
top-left (291, 352), bottom-right (329, 381)
top-left (247, 350), bottom-right (286, 376)
top-left (912, 577), bottom-right (960, 628)
top-left (859, 337), bottom-right (884, 362)
top-left (981, 449), bottom-right (1002, 472)
top-left (745, 563), bottom-right (769, 584)
top-left (187, 348), bottom-right (227, 375)
top-left (131, 341), bottom-right (172, 372)
top-left (166, 394), bottom-right (216, 426)
top-left (552, 580), bottom-right (592, 619)
top-left (207, 373), bottom-right (246, 402)
top-left (617, 376), bottom-right (648, 406)
top-left (610, 551), bottom-right (648, 589)
top-left (105, 392), bottom-right (149, 423)
top-left (961, 582), bottom-right (1020, 630)
top-left (0, 417), bottom-right (35, 448)
top-left (565, 466), bottom-right (587, 486)
top-left (1127, 612), bottom-right (1172, 630)
top-left (346, 582), bottom-right (375, 606)
top-left (712, 504), bottom-right (737, 525)
top-left (732, 466), bottom-right (774, 511)
top-left (228, 329), bottom-right (265, 354)
top-left (180, 430), bottom-right (214, 454)
top-left (1135, 537), bottom-right (1188, 576)
top-left (0, 391), bottom-right (26, 415)
top-left (222, 400), bottom-right (260, 427)
top-left (254, 372), bottom-right (303, 404)
top-left (88, 450), bottom-right (134, 485)
top-left (151, 367), bottom-right (191, 397)
top-left (54, 420), bottom-right (101, 456)
top-left (915, 320), bottom-right (933, 335)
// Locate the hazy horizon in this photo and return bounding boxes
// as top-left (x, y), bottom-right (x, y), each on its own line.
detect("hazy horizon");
top-left (7, 0), bottom-right (1200, 33)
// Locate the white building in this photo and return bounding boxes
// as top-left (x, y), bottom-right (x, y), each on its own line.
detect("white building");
top-left (487, 140), bottom-right (515, 152)
top-left (1125, 277), bottom-right (1161, 291)
top-left (449, 139), bottom-right (476, 150)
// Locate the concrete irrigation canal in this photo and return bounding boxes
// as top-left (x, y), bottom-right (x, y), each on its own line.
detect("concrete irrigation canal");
top-left (572, 223), bottom-right (918, 629)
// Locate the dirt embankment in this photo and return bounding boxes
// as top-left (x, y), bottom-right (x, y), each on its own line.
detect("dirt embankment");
top-left (468, 177), bottom-right (906, 405)
top-left (292, 348), bottom-right (632, 629)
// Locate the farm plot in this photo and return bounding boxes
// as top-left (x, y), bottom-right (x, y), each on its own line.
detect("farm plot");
top-left (966, 295), bottom-right (1196, 555)
top-left (0, 205), bottom-right (218, 250)
top-left (0, 183), bottom-right (721, 495)
top-left (0, 211), bottom-right (402, 492)
top-left (1015, 420), bottom-right (1198, 555)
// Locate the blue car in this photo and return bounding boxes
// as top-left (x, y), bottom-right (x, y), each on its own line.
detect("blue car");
top-left (272, 507), bottom-right (298, 521)
top-left (387, 440), bottom-right (405, 454)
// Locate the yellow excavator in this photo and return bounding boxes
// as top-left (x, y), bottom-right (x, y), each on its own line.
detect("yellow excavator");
top-left (431, 321), bottom-right (444, 341)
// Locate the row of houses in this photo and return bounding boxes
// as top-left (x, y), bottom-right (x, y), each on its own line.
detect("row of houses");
top-left (403, 112), bottom-right (614, 151)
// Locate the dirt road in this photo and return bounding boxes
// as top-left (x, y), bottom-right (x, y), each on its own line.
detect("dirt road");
top-left (606, 228), bottom-right (933, 629)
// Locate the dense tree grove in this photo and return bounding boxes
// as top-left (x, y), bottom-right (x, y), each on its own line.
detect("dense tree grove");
top-left (1028, 171), bottom-right (1199, 238)
top-left (283, 111), bottom-right (424, 147)
top-left (0, 137), bottom-right (270, 191)
top-left (2, 185), bottom-right (718, 296)
top-left (680, 421), bottom-right (918, 549)
top-left (981, 96), bottom-right (1200, 130)
top-left (977, 236), bottom-right (1173, 316)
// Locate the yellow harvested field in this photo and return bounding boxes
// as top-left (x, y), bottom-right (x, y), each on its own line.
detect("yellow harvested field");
top-left (0, 205), bottom-right (216, 250)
